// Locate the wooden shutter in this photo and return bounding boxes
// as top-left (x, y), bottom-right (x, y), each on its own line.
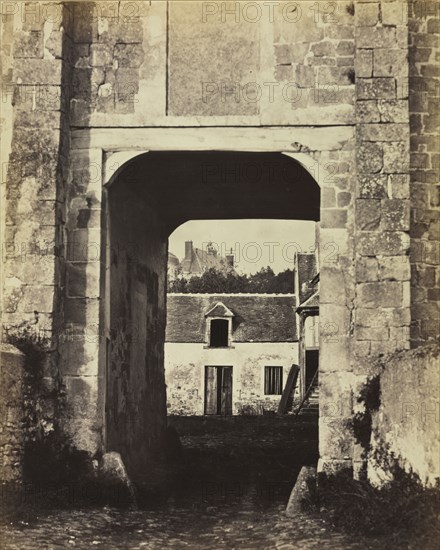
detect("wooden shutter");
top-left (205, 366), bottom-right (217, 414)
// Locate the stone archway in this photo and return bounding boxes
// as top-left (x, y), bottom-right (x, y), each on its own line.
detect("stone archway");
top-left (61, 126), bottom-right (357, 482)
top-left (104, 151), bottom-right (320, 477)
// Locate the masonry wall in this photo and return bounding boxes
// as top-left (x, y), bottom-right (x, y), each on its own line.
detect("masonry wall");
top-left (369, 345), bottom-right (440, 487)
top-left (107, 175), bottom-right (168, 478)
top-left (165, 342), bottom-right (298, 415)
top-left (0, 345), bottom-right (25, 482)
top-left (408, 1), bottom-right (440, 346)
top-left (1, 1), bottom-right (435, 482)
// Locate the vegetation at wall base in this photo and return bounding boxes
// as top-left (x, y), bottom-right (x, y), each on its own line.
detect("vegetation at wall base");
top-left (302, 468), bottom-right (440, 544)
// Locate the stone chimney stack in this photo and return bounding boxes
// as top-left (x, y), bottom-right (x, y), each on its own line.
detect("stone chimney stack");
top-left (226, 248), bottom-right (234, 268)
top-left (184, 241), bottom-right (193, 261)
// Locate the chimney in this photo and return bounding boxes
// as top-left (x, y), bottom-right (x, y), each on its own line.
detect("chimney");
top-left (184, 241), bottom-right (193, 260)
top-left (226, 247), bottom-right (234, 268)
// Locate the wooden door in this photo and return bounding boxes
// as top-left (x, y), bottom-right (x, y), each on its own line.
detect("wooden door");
top-left (205, 366), bottom-right (233, 415)
top-left (219, 366), bottom-right (232, 415)
top-left (205, 366), bottom-right (217, 415)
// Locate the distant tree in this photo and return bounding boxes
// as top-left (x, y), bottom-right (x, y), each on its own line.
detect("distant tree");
top-left (167, 267), bottom-right (294, 294)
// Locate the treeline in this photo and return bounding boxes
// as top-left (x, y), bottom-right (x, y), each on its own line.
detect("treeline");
top-left (168, 267), bottom-right (294, 294)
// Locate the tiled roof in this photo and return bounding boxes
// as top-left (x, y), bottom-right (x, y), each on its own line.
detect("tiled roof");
top-left (180, 247), bottom-right (230, 275)
top-left (166, 294), bottom-right (297, 343)
top-left (205, 302), bottom-right (234, 317)
top-left (296, 290), bottom-right (319, 312)
top-left (297, 253), bottom-right (318, 304)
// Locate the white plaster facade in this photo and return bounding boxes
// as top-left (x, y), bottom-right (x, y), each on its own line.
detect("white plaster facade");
top-left (165, 341), bottom-right (298, 416)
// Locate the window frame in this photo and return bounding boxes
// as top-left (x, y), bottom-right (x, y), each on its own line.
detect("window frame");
top-left (207, 316), bottom-right (232, 348)
top-left (264, 366), bottom-right (283, 395)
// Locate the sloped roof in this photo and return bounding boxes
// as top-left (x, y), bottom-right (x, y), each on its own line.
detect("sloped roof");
top-left (180, 247), bottom-right (230, 275)
top-left (205, 302), bottom-right (234, 317)
top-left (166, 294), bottom-right (297, 343)
top-left (297, 253), bottom-right (318, 304)
top-left (296, 290), bottom-right (319, 312)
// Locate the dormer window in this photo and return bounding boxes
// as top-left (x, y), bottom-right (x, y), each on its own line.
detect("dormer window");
top-left (205, 302), bottom-right (234, 348)
top-left (209, 319), bottom-right (229, 347)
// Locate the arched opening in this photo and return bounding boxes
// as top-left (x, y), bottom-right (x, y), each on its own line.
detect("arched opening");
top-left (104, 151), bottom-right (320, 479)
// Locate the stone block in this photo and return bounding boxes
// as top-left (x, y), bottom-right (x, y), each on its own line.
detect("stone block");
top-left (356, 100), bottom-right (380, 122)
top-left (356, 257), bottom-right (379, 282)
top-left (357, 78), bottom-right (396, 100)
top-left (295, 65), bottom-right (315, 88)
top-left (378, 100), bottom-right (408, 123)
top-left (321, 209), bottom-right (348, 229)
top-left (337, 41), bottom-right (355, 56)
top-left (358, 123), bottom-right (409, 142)
top-left (59, 337), bottom-right (100, 377)
top-left (383, 141), bottom-right (410, 173)
top-left (14, 59), bottom-right (63, 85)
top-left (286, 466), bottom-right (316, 517)
top-left (311, 41), bottom-right (336, 57)
top-left (318, 66), bottom-right (354, 86)
top-left (17, 285), bottom-right (56, 313)
top-left (66, 229), bottom-right (102, 262)
top-left (90, 44), bottom-right (113, 67)
top-left (356, 142), bottom-right (383, 173)
top-left (356, 49), bottom-right (373, 78)
top-left (64, 298), bottom-right (100, 325)
top-left (356, 308), bottom-right (390, 329)
top-left (66, 262), bottom-right (101, 299)
top-left (374, 49), bottom-right (409, 77)
top-left (356, 326), bottom-right (390, 341)
top-left (326, 25), bottom-right (354, 40)
top-left (322, 187), bottom-right (336, 208)
top-left (358, 231), bottom-right (409, 256)
top-left (114, 43), bottom-right (145, 68)
top-left (378, 257), bottom-right (411, 281)
top-left (356, 2), bottom-right (379, 26)
top-left (381, 199), bottom-right (410, 231)
top-left (13, 31), bottom-right (43, 58)
top-left (357, 281), bottom-right (402, 308)
top-left (356, 27), bottom-right (396, 49)
top-left (356, 199), bottom-right (381, 230)
top-left (337, 192), bottom-right (351, 207)
top-left (381, 2), bottom-right (407, 26)
top-left (275, 64), bottom-right (293, 82)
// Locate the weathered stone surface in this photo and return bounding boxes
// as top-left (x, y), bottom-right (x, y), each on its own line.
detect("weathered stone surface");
top-left (358, 231), bottom-right (409, 256)
top-left (13, 31), bottom-right (43, 58)
top-left (356, 2), bottom-right (380, 26)
top-left (321, 209), bottom-right (347, 229)
top-left (356, 199), bottom-right (381, 230)
top-left (374, 49), bottom-right (409, 77)
top-left (357, 78), bottom-right (396, 100)
top-left (358, 123), bottom-right (409, 142)
top-left (285, 466), bottom-right (316, 517)
top-left (90, 44), bottom-right (113, 67)
top-left (383, 141), bottom-right (411, 173)
top-left (381, 199), bottom-right (410, 231)
top-left (378, 99), bottom-right (409, 123)
top-left (356, 27), bottom-right (396, 49)
top-left (356, 142), bottom-right (383, 173)
top-left (356, 49), bottom-right (373, 78)
top-left (357, 281), bottom-right (402, 308)
top-left (382, 2), bottom-right (408, 26)
top-left (356, 100), bottom-right (380, 122)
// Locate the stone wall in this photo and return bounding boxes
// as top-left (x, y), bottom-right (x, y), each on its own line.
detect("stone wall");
top-left (106, 169), bottom-right (168, 479)
top-left (1, 0), bottom-right (435, 483)
top-left (0, 345), bottom-right (25, 482)
top-left (369, 345), bottom-right (439, 487)
top-left (408, 1), bottom-right (440, 346)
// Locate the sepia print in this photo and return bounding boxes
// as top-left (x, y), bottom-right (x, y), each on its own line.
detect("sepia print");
top-left (0, 1), bottom-right (439, 548)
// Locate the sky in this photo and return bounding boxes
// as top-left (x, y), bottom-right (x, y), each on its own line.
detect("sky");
top-left (168, 219), bottom-right (317, 274)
